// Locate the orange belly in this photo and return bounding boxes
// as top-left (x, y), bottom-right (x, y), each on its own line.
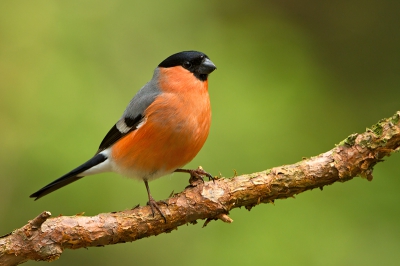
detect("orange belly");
top-left (111, 87), bottom-right (211, 180)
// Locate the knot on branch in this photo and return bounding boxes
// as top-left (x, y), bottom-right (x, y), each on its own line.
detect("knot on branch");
top-left (29, 211), bottom-right (51, 230)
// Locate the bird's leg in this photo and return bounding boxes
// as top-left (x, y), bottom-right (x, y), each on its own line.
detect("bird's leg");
top-left (144, 180), bottom-right (167, 222)
top-left (175, 166), bottom-right (215, 186)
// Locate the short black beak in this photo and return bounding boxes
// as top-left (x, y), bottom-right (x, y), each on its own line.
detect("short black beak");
top-left (199, 58), bottom-right (217, 74)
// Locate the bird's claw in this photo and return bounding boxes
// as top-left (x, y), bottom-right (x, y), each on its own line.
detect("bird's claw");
top-left (175, 166), bottom-right (215, 187)
top-left (147, 197), bottom-right (167, 223)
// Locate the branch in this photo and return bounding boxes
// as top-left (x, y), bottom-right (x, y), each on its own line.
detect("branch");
top-left (1, 111), bottom-right (400, 266)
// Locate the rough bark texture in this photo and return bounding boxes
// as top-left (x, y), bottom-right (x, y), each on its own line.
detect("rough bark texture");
top-left (1, 111), bottom-right (400, 266)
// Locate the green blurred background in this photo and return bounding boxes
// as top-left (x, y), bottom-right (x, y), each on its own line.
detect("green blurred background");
top-left (1, 0), bottom-right (399, 265)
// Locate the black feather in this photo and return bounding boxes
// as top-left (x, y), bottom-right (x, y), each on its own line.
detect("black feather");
top-left (97, 114), bottom-right (143, 153)
top-left (30, 153), bottom-right (107, 200)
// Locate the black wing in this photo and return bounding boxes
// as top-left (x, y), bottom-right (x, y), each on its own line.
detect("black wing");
top-left (97, 114), bottom-right (144, 153)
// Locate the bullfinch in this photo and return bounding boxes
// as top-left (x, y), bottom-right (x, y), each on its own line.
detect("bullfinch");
top-left (30, 51), bottom-right (217, 220)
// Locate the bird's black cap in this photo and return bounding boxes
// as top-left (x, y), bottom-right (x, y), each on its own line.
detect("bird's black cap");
top-left (159, 51), bottom-right (216, 81)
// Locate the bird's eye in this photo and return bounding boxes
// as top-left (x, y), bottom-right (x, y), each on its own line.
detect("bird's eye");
top-left (183, 61), bottom-right (192, 69)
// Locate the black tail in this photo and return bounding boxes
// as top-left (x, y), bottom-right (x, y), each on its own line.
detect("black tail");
top-left (30, 153), bottom-right (107, 200)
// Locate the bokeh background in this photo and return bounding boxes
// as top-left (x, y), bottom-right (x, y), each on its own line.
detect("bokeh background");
top-left (1, 0), bottom-right (399, 265)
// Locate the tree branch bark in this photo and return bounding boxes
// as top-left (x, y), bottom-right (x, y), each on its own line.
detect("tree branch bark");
top-left (1, 111), bottom-right (400, 266)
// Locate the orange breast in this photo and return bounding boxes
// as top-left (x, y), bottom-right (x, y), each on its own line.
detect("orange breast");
top-left (111, 67), bottom-right (211, 180)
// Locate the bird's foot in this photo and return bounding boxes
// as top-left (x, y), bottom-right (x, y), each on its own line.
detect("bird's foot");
top-left (147, 197), bottom-right (168, 223)
top-left (175, 166), bottom-right (214, 187)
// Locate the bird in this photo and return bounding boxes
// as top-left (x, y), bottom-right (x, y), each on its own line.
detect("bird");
top-left (30, 51), bottom-right (217, 221)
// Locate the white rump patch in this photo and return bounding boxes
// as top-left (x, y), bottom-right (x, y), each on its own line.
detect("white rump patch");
top-left (78, 149), bottom-right (112, 176)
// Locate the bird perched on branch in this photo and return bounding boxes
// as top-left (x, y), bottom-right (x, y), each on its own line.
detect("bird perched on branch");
top-left (30, 51), bottom-right (217, 221)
